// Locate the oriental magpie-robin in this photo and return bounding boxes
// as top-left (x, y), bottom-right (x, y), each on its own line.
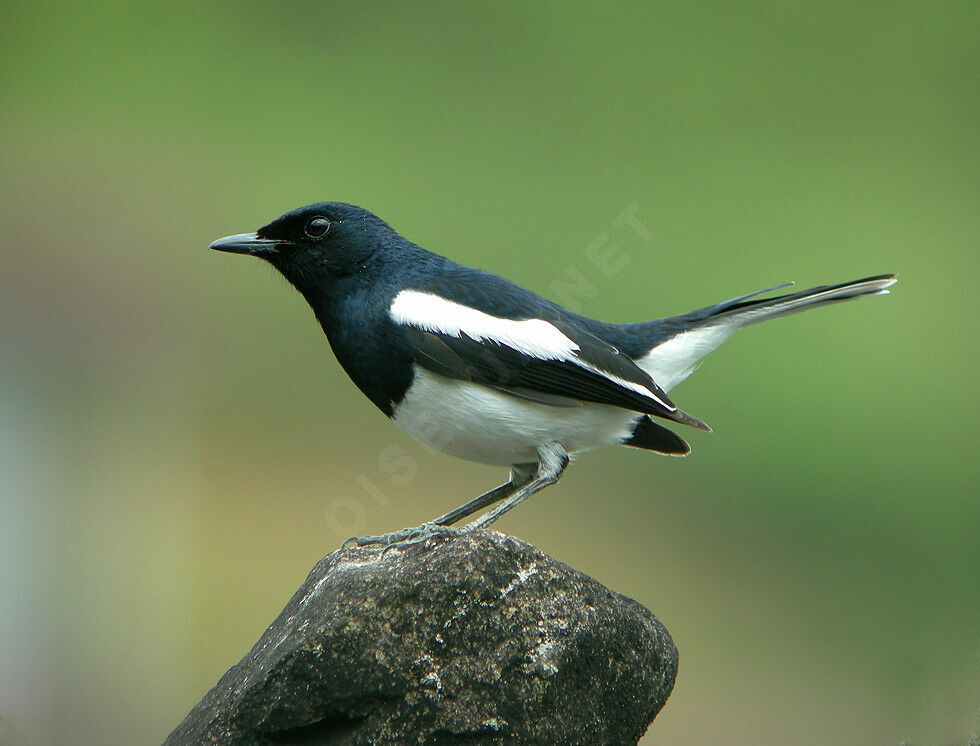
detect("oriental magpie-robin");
top-left (209, 202), bottom-right (895, 544)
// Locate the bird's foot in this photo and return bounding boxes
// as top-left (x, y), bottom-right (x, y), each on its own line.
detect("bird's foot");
top-left (341, 522), bottom-right (460, 552)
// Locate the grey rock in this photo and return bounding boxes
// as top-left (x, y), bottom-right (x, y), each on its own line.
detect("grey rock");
top-left (166, 531), bottom-right (677, 745)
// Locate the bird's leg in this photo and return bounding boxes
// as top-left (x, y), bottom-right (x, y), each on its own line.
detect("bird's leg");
top-left (341, 464), bottom-right (536, 549)
top-left (462, 442), bottom-right (569, 532)
top-left (432, 463), bottom-right (536, 526)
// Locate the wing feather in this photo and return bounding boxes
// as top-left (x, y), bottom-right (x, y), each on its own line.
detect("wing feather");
top-left (400, 327), bottom-right (709, 431)
top-left (390, 288), bottom-right (709, 430)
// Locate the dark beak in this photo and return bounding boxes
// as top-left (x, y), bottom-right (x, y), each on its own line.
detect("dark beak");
top-left (208, 232), bottom-right (280, 257)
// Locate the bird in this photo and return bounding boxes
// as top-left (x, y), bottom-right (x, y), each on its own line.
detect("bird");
top-left (209, 202), bottom-right (895, 545)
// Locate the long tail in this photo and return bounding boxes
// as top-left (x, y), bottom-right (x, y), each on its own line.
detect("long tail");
top-left (633, 274), bottom-right (896, 392)
top-left (702, 274), bottom-right (897, 327)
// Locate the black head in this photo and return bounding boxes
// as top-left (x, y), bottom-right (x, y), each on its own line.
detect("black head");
top-left (209, 202), bottom-right (395, 284)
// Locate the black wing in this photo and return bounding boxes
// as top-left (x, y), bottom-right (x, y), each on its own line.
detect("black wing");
top-left (402, 321), bottom-right (710, 432)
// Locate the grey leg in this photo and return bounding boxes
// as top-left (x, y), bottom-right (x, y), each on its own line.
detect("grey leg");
top-left (463, 442), bottom-right (569, 531)
top-left (432, 464), bottom-right (536, 526)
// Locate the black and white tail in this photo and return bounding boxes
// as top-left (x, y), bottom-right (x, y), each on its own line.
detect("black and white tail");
top-left (636, 274), bottom-right (896, 393)
top-left (704, 274), bottom-right (897, 327)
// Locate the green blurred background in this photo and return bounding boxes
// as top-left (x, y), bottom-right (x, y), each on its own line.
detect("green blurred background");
top-left (1, 2), bottom-right (977, 744)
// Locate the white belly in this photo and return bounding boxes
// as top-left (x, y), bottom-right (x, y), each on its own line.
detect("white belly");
top-left (392, 367), bottom-right (640, 466)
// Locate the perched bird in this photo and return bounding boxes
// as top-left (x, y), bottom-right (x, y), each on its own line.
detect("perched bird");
top-left (209, 202), bottom-right (895, 544)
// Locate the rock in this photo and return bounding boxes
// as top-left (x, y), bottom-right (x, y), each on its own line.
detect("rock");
top-left (166, 531), bottom-right (677, 745)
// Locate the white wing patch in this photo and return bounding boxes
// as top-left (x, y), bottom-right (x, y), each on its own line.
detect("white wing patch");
top-left (390, 290), bottom-right (674, 410)
top-left (637, 325), bottom-right (736, 393)
top-left (390, 290), bottom-right (578, 360)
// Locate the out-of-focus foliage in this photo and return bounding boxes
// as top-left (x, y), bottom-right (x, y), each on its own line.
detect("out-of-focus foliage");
top-left (0, 3), bottom-right (976, 744)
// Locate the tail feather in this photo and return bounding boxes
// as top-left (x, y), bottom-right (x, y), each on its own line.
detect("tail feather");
top-left (695, 281), bottom-right (796, 316)
top-left (622, 415), bottom-right (691, 456)
top-left (707, 274), bottom-right (896, 327)
top-left (634, 274), bottom-right (896, 393)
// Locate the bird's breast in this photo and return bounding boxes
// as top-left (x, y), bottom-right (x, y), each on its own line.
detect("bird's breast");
top-left (391, 366), bottom-right (639, 466)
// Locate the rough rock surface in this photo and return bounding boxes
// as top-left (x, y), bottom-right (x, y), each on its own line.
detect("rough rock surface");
top-left (166, 531), bottom-right (677, 745)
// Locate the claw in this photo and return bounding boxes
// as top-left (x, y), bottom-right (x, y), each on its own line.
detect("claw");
top-left (341, 522), bottom-right (460, 553)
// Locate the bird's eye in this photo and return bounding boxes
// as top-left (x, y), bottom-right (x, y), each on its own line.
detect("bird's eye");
top-left (304, 217), bottom-right (331, 238)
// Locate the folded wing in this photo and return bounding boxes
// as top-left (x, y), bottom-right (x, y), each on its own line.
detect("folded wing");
top-left (390, 289), bottom-right (709, 431)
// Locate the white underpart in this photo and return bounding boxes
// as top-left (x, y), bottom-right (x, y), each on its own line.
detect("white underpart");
top-left (636, 324), bottom-right (736, 392)
top-left (389, 290), bottom-right (673, 410)
top-left (393, 367), bottom-right (640, 466)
